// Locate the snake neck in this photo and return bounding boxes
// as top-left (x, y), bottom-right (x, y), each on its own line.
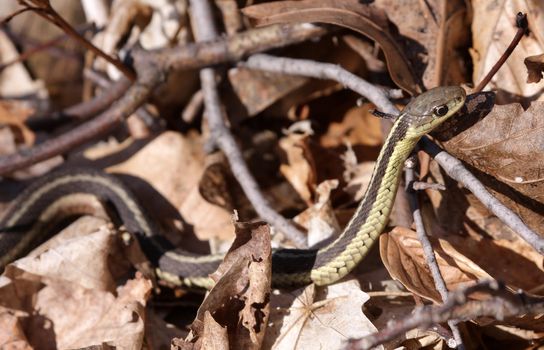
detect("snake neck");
top-left (272, 117), bottom-right (419, 286)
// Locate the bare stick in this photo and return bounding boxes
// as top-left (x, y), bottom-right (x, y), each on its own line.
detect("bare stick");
top-left (0, 23), bottom-right (95, 73)
top-left (241, 53), bottom-right (414, 227)
top-left (242, 54), bottom-right (398, 115)
top-left (17, 0), bottom-right (135, 80)
top-left (0, 66), bottom-right (161, 175)
top-left (0, 24), bottom-right (327, 176)
top-left (181, 90), bottom-right (204, 123)
top-left (422, 138), bottom-right (544, 254)
top-left (347, 280), bottom-right (544, 350)
top-left (141, 24), bottom-right (327, 72)
top-left (189, 0), bottom-right (307, 246)
top-left (27, 78), bottom-right (132, 130)
top-left (405, 165), bottom-right (464, 349)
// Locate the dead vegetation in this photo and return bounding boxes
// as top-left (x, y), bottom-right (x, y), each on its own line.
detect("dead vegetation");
top-left (1, 0), bottom-right (544, 349)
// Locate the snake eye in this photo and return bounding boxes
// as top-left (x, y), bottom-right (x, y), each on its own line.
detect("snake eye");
top-left (433, 105), bottom-right (449, 117)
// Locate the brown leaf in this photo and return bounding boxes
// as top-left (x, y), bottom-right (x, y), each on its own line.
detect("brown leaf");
top-left (0, 101), bottom-right (35, 146)
top-left (445, 235), bottom-right (544, 293)
top-left (293, 180), bottom-right (340, 247)
top-left (264, 280), bottom-right (379, 350)
top-left (279, 130), bottom-right (317, 205)
top-left (84, 131), bottom-right (235, 242)
top-left (319, 104), bottom-right (383, 149)
top-left (182, 222), bottom-right (271, 350)
top-left (242, 0), bottom-right (421, 94)
top-left (380, 227), bottom-right (492, 303)
top-left (201, 311), bottom-right (229, 350)
top-left (228, 67), bottom-right (307, 116)
top-left (401, 329), bottom-right (447, 350)
top-left (0, 218), bottom-right (152, 349)
top-left (524, 53), bottom-right (544, 83)
top-left (435, 93), bottom-right (544, 235)
top-left (374, 0), bottom-right (468, 87)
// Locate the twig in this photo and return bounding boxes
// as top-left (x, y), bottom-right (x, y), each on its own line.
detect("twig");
top-left (181, 90), bottom-right (204, 123)
top-left (140, 23), bottom-right (328, 72)
top-left (0, 24), bottom-right (328, 175)
top-left (25, 78), bottom-right (132, 129)
top-left (189, 0), bottom-right (307, 246)
top-left (347, 280), bottom-right (544, 350)
top-left (242, 54), bottom-right (398, 115)
top-left (16, 0), bottom-right (135, 80)
top-left (421, 138), bottom-right (544, 254)
top-left (412, 181), bottom-right (445, 191)
top-left (473, 12), bottom-right (528, 92)
top-left (405, 163), bottom-right (464, 349)
top-left (0, 65), bottom-right (162, 175)
top-left (83, 69), bottom-right (158, 130)
top-left (241, 53), bottom-right (413, 227)
top-left (0, 23), bottom-right (95, 73)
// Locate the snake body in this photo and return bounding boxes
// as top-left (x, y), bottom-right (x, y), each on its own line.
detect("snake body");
top-left (0, 86), bottom-right (466, 288)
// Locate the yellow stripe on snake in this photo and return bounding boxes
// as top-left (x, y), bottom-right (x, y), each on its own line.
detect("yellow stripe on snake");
top-left (0, 86), bottom-right (466, 288)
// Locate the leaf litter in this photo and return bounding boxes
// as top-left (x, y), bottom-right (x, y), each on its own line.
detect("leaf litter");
top-left (0, 0), bottom-right (544, 348)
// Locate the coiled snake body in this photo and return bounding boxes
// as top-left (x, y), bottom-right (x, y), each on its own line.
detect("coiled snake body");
top-left (0, 86), bottom-right (466, 288)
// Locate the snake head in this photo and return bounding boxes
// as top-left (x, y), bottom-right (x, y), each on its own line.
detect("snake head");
top-left (403, 86), bottom-right (466, 138)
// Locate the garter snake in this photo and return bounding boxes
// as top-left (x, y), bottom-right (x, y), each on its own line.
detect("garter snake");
top-left (0, 86), bottom-right (466, 288)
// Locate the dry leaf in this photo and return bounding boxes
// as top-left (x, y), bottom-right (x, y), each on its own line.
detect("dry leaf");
top-left (293, 179), bottom-right (340, 247)
top-left (84, 131), bottom-right (235, 242)
top-left (524, 53), bottom-right (544, 83)
top-left (471, 0), bottom-right (544, 102)
top-left (0, 218), bottom-right (151, 349)
top-left (229, 67), bottom-right (307, 116)
top-left (200, 311), bottom-right (229, 350)
top-left (0, 29), bottom-right (47, 99)
top-left (401, 329), bottom-right (448, 350)
top-left (0, 101), bottom-right (35, 146)
top-left (179, 222), bottom-right (272, 350)
top-left (319, 104), bottom-right (382, 149)
top-left (374, 0), bottom-right (468, 87)
top-left (242, 0), bottom-right (421, 94)
top-left (445, 235), bottom-right (544, 292)
top-left (380, 227), bottom-right (492, 303)
top-left (264, 280), bottom-right (380, 350)
top-left (436, 93), bottom-right (544, 235)
top-left (279, 130), bottom-right (317, 205)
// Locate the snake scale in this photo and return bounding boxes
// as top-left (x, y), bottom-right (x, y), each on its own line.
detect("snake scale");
top-left (0, 86), bottom-right (466, 288)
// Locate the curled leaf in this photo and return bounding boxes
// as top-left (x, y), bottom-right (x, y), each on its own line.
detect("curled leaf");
top-left (242, 0), bottom-right (421, 94)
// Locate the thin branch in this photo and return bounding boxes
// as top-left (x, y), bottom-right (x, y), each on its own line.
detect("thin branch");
top-left (189, 0), bottom-right (307, 246)
top-left (405, 163), bottom-right (464, 349)
top-left (25, 78), bottom-right (132, 129)
top-left (140, 23), bottom-right (328, 72)
top-left (412, 181), bottom-right (445, 191)
top-left (240, 53), bottom-right (413, 227)
top-left (347, 280), bottom-right (544, 350)
top-left (17, 0), bottom-right (135, 80)
top-left (0, 23), bottom-right (95, 73)
top-left (242, 54), bottom-right (398, 115)
top-left (1, 6), bottom-right (37, 23)
top-left (0, 24), bottom-right (328, 175)
top-left (181, 90), bottom-right (204, 123)
top-left (0, 66), bottom-right (161, 175)
top-left (473, 12), bottom-right (528, 92)
top-left (421, 137), bottom-right (544, 254)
